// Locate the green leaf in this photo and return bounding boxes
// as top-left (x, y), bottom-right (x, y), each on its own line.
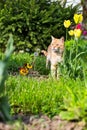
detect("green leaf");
top-left (0, 61), bottom-right (6, 92)
top-left (0, 96), bottom-right (11, 121)
top-left (0, 34), bottom-right (14, 121)
top-left (5, 34), bottom-right (14, 61)
top-left (59, 111), bottom-right (79, 120)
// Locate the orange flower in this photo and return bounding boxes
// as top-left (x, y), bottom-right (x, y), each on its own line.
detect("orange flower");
top-left (24, 63), bottom-right (32, 69)
top-left (19, 67), bottom-right (29, 75)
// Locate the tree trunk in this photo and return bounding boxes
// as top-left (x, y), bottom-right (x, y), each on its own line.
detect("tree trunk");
top-left (82, 0), bottom-right (87, 28)
top-left (81, 0), bottom-right (87, 39)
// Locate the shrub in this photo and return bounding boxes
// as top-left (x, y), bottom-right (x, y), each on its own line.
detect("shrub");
top-left (0, 0), bottom-right (79, 52)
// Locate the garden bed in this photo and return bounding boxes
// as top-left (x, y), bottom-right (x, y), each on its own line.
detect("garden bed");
top-left (0, 114), bottom-right (86, 130)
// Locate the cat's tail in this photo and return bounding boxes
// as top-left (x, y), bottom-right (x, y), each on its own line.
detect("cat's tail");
top-left (41, 50), bottom-right (47, 56)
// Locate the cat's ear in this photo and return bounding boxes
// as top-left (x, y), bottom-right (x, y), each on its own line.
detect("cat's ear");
top-left (51, 35), bottom-right (55, 41)
top-left (60, 36), bottom-right (64, 43)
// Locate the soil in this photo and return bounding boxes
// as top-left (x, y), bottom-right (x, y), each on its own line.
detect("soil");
top-left (0, 114), bottom-right (86, 130)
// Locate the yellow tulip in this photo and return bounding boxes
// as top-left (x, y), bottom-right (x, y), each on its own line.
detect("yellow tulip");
top-left (68, 30), bottom-right (74, 36)
top-left (79, 14), bottom-right (83, 23)
top-left (64, 20), bottom-right (71, 28)
top-left (73, 14), bottom-right (83, 24)
top-left (74, 29), bottom-right (82, 38)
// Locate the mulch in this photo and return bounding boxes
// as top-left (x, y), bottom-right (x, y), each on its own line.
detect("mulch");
top-left (0, 114), bottom-right (86, 130)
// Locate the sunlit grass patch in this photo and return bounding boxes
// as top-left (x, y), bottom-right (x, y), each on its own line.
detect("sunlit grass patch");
top-left (5, 75), bottom-right (86, 119)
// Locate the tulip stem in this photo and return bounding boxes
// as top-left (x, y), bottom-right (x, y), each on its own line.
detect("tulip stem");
top-left (74, 38), bottom-right (78, 72)
top-left (66, 28), bottom-right (68, 41)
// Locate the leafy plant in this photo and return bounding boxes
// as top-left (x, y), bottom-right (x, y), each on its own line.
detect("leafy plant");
top-left (60, 13), bottom-right (87, 79)
top-left (0, 34), bottom-right (14, 121)
top-left (59, 82), bottom-right (87, 121)
top-left (60, 39), bottom-right (87, 79)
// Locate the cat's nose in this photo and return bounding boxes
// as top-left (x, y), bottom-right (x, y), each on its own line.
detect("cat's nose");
top-left (54, 45), bottom-right (57, 48)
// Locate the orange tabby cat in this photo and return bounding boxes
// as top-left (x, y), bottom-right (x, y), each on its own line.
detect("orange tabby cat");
top-left (42, 36), bottom-right (64, 78)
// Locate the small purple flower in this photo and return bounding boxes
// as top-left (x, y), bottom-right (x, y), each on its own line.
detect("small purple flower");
top-left (83, 30), bottom-right (87, 36)
top-left (34, 52), bottom-right (39, 57)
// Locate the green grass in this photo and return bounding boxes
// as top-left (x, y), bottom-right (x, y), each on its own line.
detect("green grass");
top-left (6, 76), bottom-right (65, 116)
top-left (5, 75), bottom-right (87, 120)
top-left (1, 50), bottom-right (87, 122)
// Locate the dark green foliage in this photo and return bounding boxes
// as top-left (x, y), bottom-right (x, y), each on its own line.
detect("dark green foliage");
top-left (34, 55), bottom-right (50, 75)
top-left (0, 0), bottom-right (79, 52)
top-left (0, 52), bottom-right (48, 75)
top-left (7, 53), bottom-right (33, 74)
top-left (7, 53), bottom-right (49, 75)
